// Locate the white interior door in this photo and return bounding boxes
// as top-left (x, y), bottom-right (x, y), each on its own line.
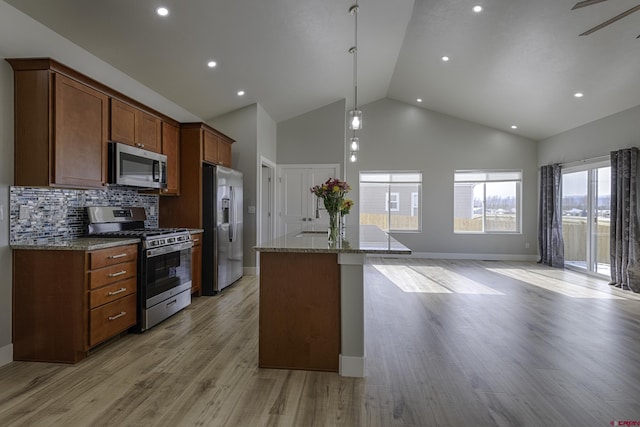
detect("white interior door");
top-left (278, 164), bottom-right (340, 236)
top-left (259, 162), bottom-right (275, 244)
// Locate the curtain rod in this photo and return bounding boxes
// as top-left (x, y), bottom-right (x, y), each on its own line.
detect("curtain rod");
top-left (561, 155), bottom-right (610, 169)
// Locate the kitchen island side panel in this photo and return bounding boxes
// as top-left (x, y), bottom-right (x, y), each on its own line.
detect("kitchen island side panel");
top-left (258, 252), bottom-right (340, 372)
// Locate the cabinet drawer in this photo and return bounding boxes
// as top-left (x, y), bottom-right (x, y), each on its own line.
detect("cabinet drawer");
top-left (90, 293), bottom-right (136, 347)
top-left (89, 260), bottom-right (137, 289)
top-left (90, 245), bottom-right (137, 269)
top-left (90, 277), bottom-right (137, 309)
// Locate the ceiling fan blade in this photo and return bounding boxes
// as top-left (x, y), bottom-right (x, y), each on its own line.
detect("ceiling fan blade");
top-left (572, 0), bottom-right (608, 10)
top-left (579, 4), bottom-right (640, 35)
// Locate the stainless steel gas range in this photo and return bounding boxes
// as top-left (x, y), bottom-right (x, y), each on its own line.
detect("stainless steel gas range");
top-left (87, 206), bottom-right (192, 332)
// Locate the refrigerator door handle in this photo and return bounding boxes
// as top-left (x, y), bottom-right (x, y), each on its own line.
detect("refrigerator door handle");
top-left (229, 186), bottom-right (234, 242)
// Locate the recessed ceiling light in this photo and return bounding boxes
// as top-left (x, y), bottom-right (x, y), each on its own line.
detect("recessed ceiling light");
top-left (511, 125), bottom-right (518, 129)
top-left (207, 60), bottom-right (217, 68)
top-left (574, 92), bottom-right (584, 98)
top-left (156, 7), bottom-right (169, 16)
top-left (416, 98), bottom-right (423, 103)
top-left (237, 90), bottom-right (245, 96)
top-left (473, 5), bottom-right (483, 13)
top-left (441, 56), bottom-right (450, 62)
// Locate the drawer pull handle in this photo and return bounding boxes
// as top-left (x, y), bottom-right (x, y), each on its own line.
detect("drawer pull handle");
top-left (166, 299), bottom-right (178, 307)
top-left (192, 238), bottom-right (200, 243)
top-left (108, 270), bottom-right (127, 278)
top-left (108, 287), bottom-right (127, 296)
top-left (108, 311), bottom-right (126, 321)
top-left (108, 253), bottom-right (127, 259)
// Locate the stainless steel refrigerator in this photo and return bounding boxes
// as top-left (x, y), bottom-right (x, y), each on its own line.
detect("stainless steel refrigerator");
top-left (202, 164), bottom-right (243, 294)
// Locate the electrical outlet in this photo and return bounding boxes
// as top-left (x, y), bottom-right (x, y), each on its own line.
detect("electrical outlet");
top-left (525, 242), bottom-right (530, 249)
top-left (247, 206), bottom-right (256, 214)
top-left (19, 205), bottom-right (30, 220)
top-left (0, 204), bottom-right (4, 221)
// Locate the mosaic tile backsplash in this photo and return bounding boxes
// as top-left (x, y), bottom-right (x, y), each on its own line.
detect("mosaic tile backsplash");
top-left (10, 186), bottom-right (159, 245)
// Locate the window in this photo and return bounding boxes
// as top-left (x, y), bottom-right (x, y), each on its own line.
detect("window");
top-left (385, 192), bottom-right (400, 211)
top-left (561, 161), bottom-right (610, 276)
top-left (360, 171), bottom-right (422, 232)
top-left (454, 170), bottom-right (522, 234)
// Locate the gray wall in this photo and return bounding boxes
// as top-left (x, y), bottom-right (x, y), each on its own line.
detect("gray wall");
top-left (277, 99), bottom-right (346, 165)
top-left (345, 98), bottom-right (539, 256)
top-left (257, 104), bottom-right (277, 163)
top-left (210, 103), bottom-right (278, 270)
top-left (538, 105), bottom-right (640, 166)
top-left (0, 0), bottom-right (201, 365)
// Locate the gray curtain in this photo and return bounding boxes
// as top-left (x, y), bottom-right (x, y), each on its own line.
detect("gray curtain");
top-left (538, 164), bottom-right (564, 267)
top-left (610, 147), bottom-right (640, 292)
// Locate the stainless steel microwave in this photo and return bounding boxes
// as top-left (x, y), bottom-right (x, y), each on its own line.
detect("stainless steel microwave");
top-left (108, 142), bottom-right (167, 189)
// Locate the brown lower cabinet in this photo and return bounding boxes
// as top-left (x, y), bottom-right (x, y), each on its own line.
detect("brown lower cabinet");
top-left (258, 252), bottom-right (340, 372)
top-left (13, 244), bottom-right (138, 363)
top-left (190, 232), bottom-right (203, 296)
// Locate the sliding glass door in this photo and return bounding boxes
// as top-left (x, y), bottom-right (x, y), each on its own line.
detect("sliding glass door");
top-left (561, 162), bottom-right (610, 276)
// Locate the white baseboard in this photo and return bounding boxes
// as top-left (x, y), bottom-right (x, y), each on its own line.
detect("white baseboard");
top-left (339, 354), bottom-right (366, 377)
top-left (0, 343), bottom-right (12, 367)
top-left (368, 252), bottom-right (539, 262)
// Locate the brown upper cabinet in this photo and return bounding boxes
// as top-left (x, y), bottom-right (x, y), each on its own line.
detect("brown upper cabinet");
top-left (8, 59), bottom-right (109, 188)
top-left (203, 130), bottom-right (219, 165)
top-left (159, 122), bottom-right (234, 228)
top-left (218, 138), bottom-right (232, 168)
top-left (203, 128), bottom-right (233, 168)
top-left (162, 121), bottom-right (180, 195)
top-left (7, 58), bottom-right (182, 191)
top-left (111, 98), bottom-right (162, 153)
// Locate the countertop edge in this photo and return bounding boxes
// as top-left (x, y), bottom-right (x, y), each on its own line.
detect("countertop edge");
top-left (10, 237), bottom-right (141, 251)
top-left (253, 225), bottom-right (412, 255)
top-left (254, 247), bottom-right (411, 254)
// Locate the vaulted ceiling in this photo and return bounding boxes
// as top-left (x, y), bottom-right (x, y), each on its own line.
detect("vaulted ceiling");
top-left (5, 0), bottom-right (640, 140)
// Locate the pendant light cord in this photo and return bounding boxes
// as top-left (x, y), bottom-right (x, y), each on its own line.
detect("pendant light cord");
top-left (350, 2), bottom-right (359, 111)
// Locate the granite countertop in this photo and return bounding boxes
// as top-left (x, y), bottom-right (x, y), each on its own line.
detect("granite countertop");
top-left (188, 229), bottom-right (204, 234)
top-left (10, 237), bottom-right (141, 251)
top-left (254, 224), bottom-right (411, 255)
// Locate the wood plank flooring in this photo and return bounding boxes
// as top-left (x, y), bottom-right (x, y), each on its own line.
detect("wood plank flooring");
top-left (1, 259), bottom-right (640, 426)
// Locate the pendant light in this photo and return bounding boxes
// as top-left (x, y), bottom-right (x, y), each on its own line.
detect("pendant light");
top-left (348, 1), bottom-right (361, 162)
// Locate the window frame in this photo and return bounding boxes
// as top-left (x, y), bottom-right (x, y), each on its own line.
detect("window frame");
top-left (453, 169), bottom-right (522, 235)
top-left (360, 171), bottom-right (422, 233)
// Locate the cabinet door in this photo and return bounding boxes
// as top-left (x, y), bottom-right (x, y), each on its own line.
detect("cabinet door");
top-left (110, 98), bottom-right (137, 146)
top-left (218, 140), bottom-right (232, 167)
top-left (54, 74), bottom-right (108, 188)
top-left (111, 99), bottom-right (161, 153)
top-left (137, 110), bottom-right (162, 153)
top-left (203, 131), bottom-right (219, 164)
top-left (191, 233), bottom-right (202, 296)
top-left (162, 122), bottom-right (180, 195)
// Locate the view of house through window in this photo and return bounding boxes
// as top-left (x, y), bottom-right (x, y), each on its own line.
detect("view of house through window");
top-left (360, 172), bottom-right (422, 232)
top-left (454, 170), bottom-right (522, 233)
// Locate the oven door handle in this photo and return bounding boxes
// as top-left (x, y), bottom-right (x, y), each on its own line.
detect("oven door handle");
top-left (146, 241), bottom-right (193, 258)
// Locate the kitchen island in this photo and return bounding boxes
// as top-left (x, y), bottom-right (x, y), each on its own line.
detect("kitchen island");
top-left (254, 225), bottom-right (410, 377)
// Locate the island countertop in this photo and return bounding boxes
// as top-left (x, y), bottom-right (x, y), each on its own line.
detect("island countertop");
top-left (254, 224), bottom-right (411, 255)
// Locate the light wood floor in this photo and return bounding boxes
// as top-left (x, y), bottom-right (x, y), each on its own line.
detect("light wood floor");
top-left (1, 259), bottom-right (640, 426)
